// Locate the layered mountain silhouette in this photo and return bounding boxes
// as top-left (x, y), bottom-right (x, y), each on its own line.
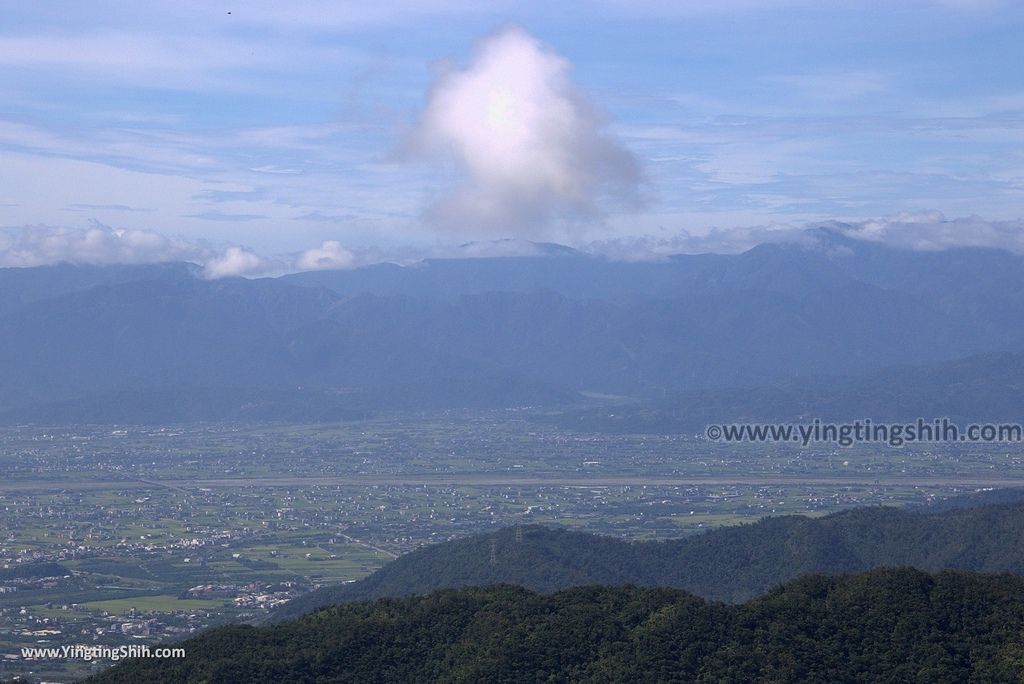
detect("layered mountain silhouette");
top-left (3, 230), bottom-right (1024, 423)
top-left (267, 498), bottom-right (1024, 622)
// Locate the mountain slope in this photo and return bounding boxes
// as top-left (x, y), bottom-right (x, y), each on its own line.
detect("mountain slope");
top-left (282, 231), bottom-right (1024, 305)
top-left (269, 502), bottom-right (1024, 622)
top-left (0, 276), bottom-right (570, 419)
top-left (563, 349), bottom-right (1024, 432)
top-left (0, 261), bottom-right (198, 317)
top-left (89, 569), bottom-right (1024, 683)
top-left (4, 236), bottom-right (1024, 422)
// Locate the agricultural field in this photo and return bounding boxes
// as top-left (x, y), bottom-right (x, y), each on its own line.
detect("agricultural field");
top-left (1, 412), bottom-right (1020, 681)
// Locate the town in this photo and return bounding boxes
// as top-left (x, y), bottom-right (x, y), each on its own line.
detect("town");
top-left (2, 413), bottom-right (1020, 681)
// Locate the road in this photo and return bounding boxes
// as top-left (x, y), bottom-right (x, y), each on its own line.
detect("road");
top-left (334, 533), bottom-right (398, 559)
top-left (0, 474), bottom-right (1018, 492)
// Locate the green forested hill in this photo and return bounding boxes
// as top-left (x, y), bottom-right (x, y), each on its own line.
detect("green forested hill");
top-left (269, 501), bottom-right (1024, 622)
top-left (90, 568), bottom-right (1024, 683)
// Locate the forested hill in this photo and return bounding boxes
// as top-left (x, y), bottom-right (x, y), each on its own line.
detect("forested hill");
top-left (268, 501), bottom-right (1024, 622)
top-left (90, 568), bottom-right (1024, 683)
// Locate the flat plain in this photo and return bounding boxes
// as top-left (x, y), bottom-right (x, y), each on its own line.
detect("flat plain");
top-left (2, 412), bottom-right (1019, 681)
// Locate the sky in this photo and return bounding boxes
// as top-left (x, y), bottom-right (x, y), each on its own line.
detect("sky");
top-left (0, 0), bottom-right (1022, 274)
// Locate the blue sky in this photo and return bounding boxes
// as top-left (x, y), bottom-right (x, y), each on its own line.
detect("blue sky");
top-left (0, 1), bottom-right (1022, 273)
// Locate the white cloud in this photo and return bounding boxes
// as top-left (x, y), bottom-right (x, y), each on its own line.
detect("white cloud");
top-left (0, 224), bottom-right (282, 279)
top-left (200, 246), bottom-right (274, 279)
top-left (583, 213), bottom-right (1024, 261)
top-left (831, 212), bottom-right (1024, 252)
top-left (295, 240), bottom-right (357, 271)
top-left (409, 25), bottom-right (644, 238)
top-left (0, 224), bottom-right (205, 268)
top-left (6, 213), bottom-right (1024, 281)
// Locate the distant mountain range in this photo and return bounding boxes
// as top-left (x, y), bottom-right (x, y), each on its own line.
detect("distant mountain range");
top-left (560, 349), bottom-right (1024, 432)
top-left (3, 230), bottom-right (1024, 424)
top-left (90, 569), bottom-right (1024, 683)
top-left (267, 497), bottom-right (1024, 622)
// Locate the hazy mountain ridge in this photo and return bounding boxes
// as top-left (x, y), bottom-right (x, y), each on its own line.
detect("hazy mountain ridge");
top-left (0, 261), bottom-right (199, 318)
top-left (562, 349), bottom-right (1024, 431)
top-left (267, 500), bottom-right (1024, 622)
top-left (3, 235), bottom-right (1024, 423)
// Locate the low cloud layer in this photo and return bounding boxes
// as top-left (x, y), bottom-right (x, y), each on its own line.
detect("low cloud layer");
top-left (828, 212), bottom-right (1024, 253)
top-left (0, 224), bottom-right (203, 268)
top-left (4, 213), bottom-right (1024, 278)
top-left (585, 213), bottom-right (1024, 261)
top-left (410, 26), bottom-right (643, 238)
top-left (0, 224), bottom-right (275, 278)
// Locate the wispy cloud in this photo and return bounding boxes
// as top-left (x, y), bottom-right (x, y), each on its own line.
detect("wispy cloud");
top-left (184, 211), bottom-right (268, 222)
top-left (830, 212), bottom-right (1024, 253)
top-left (764, 71), bottom-right (890, 105)
top-left (1, 5), bottom-right (1020, 254)
top-left (0, 31), bottom-right (365, 96)
top-left (65, 203), bottom-right (154, 213)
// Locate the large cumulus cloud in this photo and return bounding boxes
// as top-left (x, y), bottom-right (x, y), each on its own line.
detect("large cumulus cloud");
top-left (410, 26), bottom-right (644, 238)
